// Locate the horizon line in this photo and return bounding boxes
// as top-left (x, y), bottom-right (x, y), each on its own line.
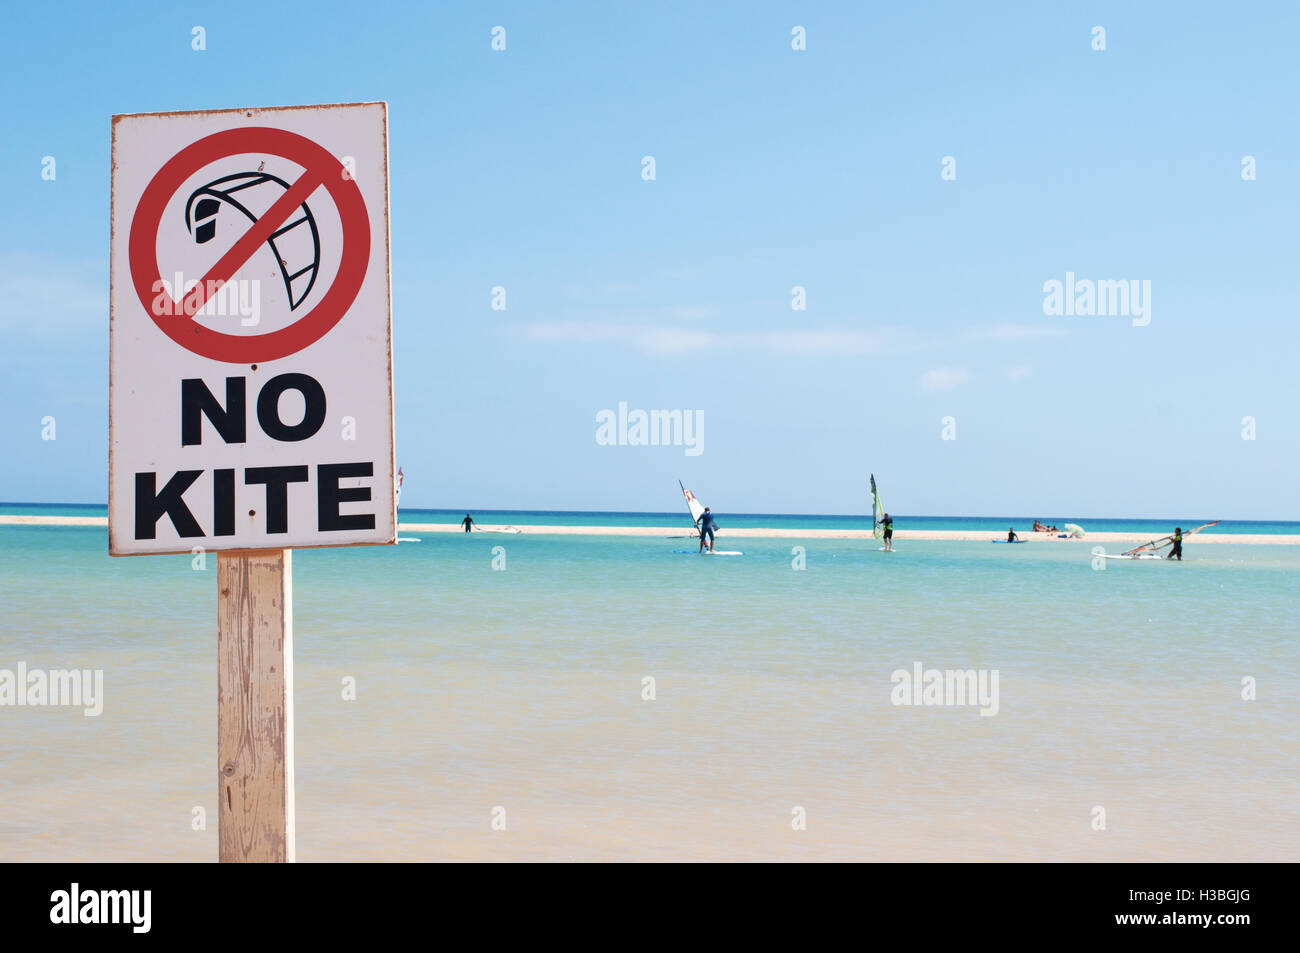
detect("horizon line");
top-left (0, 501), bottom-right (1275, 524)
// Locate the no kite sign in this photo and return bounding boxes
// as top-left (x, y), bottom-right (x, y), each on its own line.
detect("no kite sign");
top-left (109, 102), bottom-right (394, 863)
top-left (110, 102), bottom-right (394, 555)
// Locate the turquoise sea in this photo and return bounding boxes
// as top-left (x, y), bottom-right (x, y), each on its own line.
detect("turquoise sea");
top-left (1, 505), bottom-right (1297, 861)
top-left (5, 501), bottom-right (1298, 536)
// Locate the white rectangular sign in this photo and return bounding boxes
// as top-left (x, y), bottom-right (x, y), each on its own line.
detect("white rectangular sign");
top-left (110, 102), bottom-right (395, 555)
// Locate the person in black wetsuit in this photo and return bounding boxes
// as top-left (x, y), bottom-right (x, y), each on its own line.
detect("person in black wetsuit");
top-left (696, 507), bottom-right (716, 553)
top-left (1007, 527), bottom-right (1018, 542)
top-left (1167, 527), bottom-right (1183, 561)
top-left (461, 514), bottom-right (476, 533)
top-left (881, 512), bottom-right (894, 550)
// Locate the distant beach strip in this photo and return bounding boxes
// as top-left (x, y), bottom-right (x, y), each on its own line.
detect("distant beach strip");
top-left (2, 514), bottom-right (1296, 545)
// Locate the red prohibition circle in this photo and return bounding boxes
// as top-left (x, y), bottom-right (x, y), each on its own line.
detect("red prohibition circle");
top-left (128, 126), bottom-right (369, 364)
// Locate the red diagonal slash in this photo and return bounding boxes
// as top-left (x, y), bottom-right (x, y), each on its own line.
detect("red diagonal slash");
top-left (130, 125), bottom-right (370, 363)
top-left (178, 166), bottom-right (325, 316)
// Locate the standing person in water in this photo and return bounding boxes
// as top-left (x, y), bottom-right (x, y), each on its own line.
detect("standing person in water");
top-left (695, 506), bottom-right (717, 553)
top-left (461, 514), bottom-right (476, 533)
top-left (881, 512), bottom-right (894, 551)
top-left (1167, 527), bottom-right (1184, 561)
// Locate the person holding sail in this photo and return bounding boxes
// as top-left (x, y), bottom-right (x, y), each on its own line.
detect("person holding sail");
top-left (1167, 527), bottom-right (1183, 561)
top-left (696, 507), bottom-right (717, 553)
top-left (881, 512), bottom-right (894, 551)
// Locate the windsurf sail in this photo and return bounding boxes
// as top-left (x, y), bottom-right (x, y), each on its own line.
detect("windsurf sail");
top-left (870, 473), bottom-right (885, 540)
top-left (679, 480), bottom-right (705, 525)
top-left (1121, 521), bottom-right (1218, 557)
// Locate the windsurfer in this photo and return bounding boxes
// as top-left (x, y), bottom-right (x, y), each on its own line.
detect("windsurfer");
top-left (696, 507), bottom-right (716, 553)
top-left (1168, 527), bottom-right (1183, 561)
top-left (461, 514), bottom-right (476, 533)
top-left (882, 512), bottom-right (894, 551)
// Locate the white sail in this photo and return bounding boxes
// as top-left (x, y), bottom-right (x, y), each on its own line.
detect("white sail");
top-left (1122, 521), bottom-right (1218, 557)
top-left (870, 473), bottom-right (884, 540)
top-left (679, 480), bottom-right (705, 523)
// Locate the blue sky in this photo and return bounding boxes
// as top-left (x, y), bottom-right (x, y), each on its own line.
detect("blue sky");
top-left (1, 1), bottom-right (1297, 518)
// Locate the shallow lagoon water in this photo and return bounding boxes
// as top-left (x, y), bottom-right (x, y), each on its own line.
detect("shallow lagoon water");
top-left (1, 516), bottom-right (1296, 861)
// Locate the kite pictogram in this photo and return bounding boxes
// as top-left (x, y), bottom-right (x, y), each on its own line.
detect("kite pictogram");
top-left (184, 172), bottom-right (322, 310)
top-left (128, 125), bottom-right (370, 364)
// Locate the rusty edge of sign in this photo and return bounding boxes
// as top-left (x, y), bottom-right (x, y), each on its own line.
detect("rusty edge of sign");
top-left (109, 100), bottom-right (388, 124)
top-left (380, 101), bottom-right (398, 552)
top-left (108, 101), bottom-right (396, 557)
top-left (107, 111), bottom-right (120, 554)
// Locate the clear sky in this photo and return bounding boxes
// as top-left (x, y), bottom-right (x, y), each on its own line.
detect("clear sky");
top-left (1, 1), bottom-right (1296, 519)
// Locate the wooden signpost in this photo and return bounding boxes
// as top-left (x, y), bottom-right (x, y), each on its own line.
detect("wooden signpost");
top-left (217, 549), bottom-right (294, 862)
top-left (109, 103), bottom-right (395, 861)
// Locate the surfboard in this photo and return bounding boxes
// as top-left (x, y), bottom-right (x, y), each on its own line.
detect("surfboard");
top-left (397, 536), bottom-right (421, 542)
top-left (992, 540), bottom-right (1026, 544)
top-left (673, 549), bottom-right (743, 556)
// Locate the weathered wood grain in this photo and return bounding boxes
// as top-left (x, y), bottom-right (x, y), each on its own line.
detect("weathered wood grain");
top-left (217, 550), bottom-right (294, 862)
